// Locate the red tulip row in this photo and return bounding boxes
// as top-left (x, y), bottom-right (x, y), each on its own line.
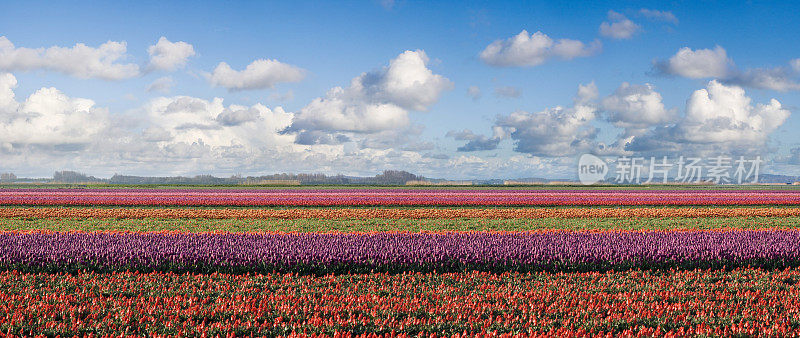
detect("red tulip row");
top-left (2, 206), bottom-right (800, 219)
top-left (1, 268), bottom-right (799, 336)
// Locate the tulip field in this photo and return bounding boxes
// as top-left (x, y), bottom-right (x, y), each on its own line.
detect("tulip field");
top-left (3, 186), bottom-right (800, 336)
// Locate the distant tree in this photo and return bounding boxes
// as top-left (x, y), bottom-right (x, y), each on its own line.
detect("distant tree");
top-left (53, 171), bottom-right (102, 183)
top-left (370, 170), bottom-right (423, 185)
top-left (0, 173), bottom-right (16, 181)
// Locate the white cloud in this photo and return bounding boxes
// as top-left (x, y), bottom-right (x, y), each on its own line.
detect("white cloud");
top-left (208, 59), bottom-right (306, 91)
top-left (679, 80), bottom-right (788, 144)
top-left (599, 11), bottom-right (641, 39)
top-left (479, 30), bottom-right (601, 67)
top-left (467, 86), bottom-right (481, 100)
top-left (0, 73), bottom-right (109, 148)
top-left (602, 82), bottom-right (675, 131)
top-left (141, 95), bottom-right (295, 148)
top-left (639, 9), bottom-right (678, 24)
top-left (147, 37), bottom-right (195, 71)
top-left (494, 86), bottom-right (521, 98)
top-left (657, 46), bottom-right (800, 91)
top-left (454, 83), bottom-right (599, 156)
top-left (0, 36), bottom-right (139, 80)
top-left (628, 81), bottom-right (790, 154)
top-left (146, 76), bottom-right (175, 94)
top-left (575, 81), bottom-right (599, 104)
top-left (284, 50), bottom-right (452, 145)
top-left (0, 73), bottom-right (18, 113)
top-left (656, 46), bottom-right (734, 79)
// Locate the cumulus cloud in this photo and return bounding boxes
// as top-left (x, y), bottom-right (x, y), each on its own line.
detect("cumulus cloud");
top-left (599, 11), bottom-right (641, 39)
top-left (147, 37), bottom-right (195, 72)
top-left (494, 86), bottom-right (521, 98)
top-left (208, 59), bottom-right (306, 91)
top-left (602, 82), bottom-right (676, 132)
top-left (479, 30), bottom-right (601, 67)
top-left (0, 36), bottom-right (139, 80)
top-left (454, 83), bottom-right (598, 156)
top-left (146, 76), bottom-right (175, 94)
top-left (0, 73), bottom-right (109, 149)
top-left (138, 95), bottom-right (296, 157)
top-left (628, 81), bottom-right (790, 154)
top-left (283, 50), bottom-right (452, 145)
top-left (639, 9), bottom-right (678, 24)
top-left (655, 46), bottom-right (734, 79)
top-left (656, 46), bottom-right (800, 91)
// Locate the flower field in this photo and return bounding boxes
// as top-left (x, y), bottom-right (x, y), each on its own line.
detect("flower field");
top-left (4, 186), bottom-right (800, 336)
top-left (3, 269), bottom-right (800, 336)
top-left (3, 205), bottom-right (800, 219)
top-left (2, 188), bottom-right (800, 206)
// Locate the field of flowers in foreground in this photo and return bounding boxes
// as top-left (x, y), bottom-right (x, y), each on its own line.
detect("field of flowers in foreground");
top-left (4, 187), bottom-right (800, 336)
top-left (2, 269), bottom-right (798, 336)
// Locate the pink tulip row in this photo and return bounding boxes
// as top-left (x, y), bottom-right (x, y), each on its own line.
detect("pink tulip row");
top-left (0, 188), bottom-right (798, 206)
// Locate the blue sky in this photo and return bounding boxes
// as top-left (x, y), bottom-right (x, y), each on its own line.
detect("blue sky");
top-left (1, 0), bottom-right (799, 179)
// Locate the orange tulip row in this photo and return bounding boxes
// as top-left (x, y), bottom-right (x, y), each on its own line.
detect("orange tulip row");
top-left (2, 206), bottom-right (799, 219)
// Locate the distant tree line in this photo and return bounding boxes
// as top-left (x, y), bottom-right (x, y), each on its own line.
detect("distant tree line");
top-left (40, 170), bottom-right (426, 185)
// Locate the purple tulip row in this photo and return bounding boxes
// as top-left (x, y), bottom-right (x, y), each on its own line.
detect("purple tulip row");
top-left (1, 188), bottom-right (799, 206)
top-left (3, 230), bottom-right (800, 273)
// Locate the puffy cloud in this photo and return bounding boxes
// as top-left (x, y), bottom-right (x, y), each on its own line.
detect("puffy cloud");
top-left (454, 84), bottom-right (598, 156)
top-left (467, 86), bottom-right (481, 100)
top-left (602, 82), bottom-right (675, 132)
top-left (0, 36), bottom-right (139, 80)
top-left (216, 106), bottom-right (266, 126)
top-left (141, 96), bottom-right (294, 148)
top-left (208, 59), bottom-right (306, 91)
top-left (283, 50), bottom-right (452, 145)
top-left (657, 46), bottom-right (800, 91)
top-left (655, 46), bottom-right (734, 79)
top-left (447, 129), bottom-right (503, 152)
top-left (655, 46), bottom-right (800, 91)
top-left (0, 73), bottom-right (18, 113)
top-left (639, 9), bottom-right (678, 24)
top-left (146, 76), bottom-right (175, 93)
top-left (575, 82), bottom-right (599, 104)
top-left (0, 73), bottom-right (109, 148)
top-left (628, 81), bottom-right (790, 153)
top-left (679, 81), bottom-right (788, 143)
top-left (494, 86), bottom-right (521, 98)
top-left (147, 37), bottom-right (195, 71)
top-left (599, 11), bottom-right (640, 39)
top-left (479, 30), bottom-right (601, 67)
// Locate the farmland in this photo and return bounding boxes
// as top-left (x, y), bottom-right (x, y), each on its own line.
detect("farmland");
top-left (3, 186), bottom-right (800, 336)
